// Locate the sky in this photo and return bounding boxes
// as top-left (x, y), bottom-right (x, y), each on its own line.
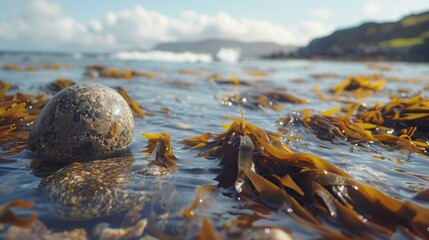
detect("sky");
top-left (0, 0), bottom-right (428, 52)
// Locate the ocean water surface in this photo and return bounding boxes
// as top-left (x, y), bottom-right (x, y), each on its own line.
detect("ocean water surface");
top-left (1, 52), bottom-right (429, 239)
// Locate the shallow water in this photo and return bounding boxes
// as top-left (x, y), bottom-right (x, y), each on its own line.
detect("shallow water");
top-left (1, 53), bottom-right (429, 239)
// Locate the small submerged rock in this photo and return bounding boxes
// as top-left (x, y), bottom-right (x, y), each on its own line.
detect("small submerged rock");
top-left (29, 83), bottom-right (134, 162)
top-left (39, 157), bottom-right (175, 220)
top-left (39, 157), bottom-right (142, 219)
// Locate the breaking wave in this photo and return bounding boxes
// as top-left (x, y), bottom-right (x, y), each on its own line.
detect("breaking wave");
top-left (109, 50), bottom-right (213, 63)
top-left (216, 48), bottom-right (241, 63)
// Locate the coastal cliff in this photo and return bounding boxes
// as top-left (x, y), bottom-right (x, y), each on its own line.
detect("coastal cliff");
top-left (273, 10), bottom-right (429, 61)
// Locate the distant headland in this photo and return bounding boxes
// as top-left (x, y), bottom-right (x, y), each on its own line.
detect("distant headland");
top-left (269, 10), bottom-right (429, 62)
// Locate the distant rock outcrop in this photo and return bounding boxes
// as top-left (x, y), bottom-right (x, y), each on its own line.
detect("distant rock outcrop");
top-left (294, 10), bottom-right (429, 62)
top-left (153, 39), bottom-right (296, 58)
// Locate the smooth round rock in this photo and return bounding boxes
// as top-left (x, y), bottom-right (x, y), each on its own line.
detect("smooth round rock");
top-left (29, 83), bottom-right (134, 162)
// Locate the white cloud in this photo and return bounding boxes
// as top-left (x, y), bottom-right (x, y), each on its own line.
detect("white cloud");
top-left (362, 1), bottom-right (381, 17)
top-left (0, 0), bottom-right (117, 51)
top-left (0, 0), bottom-right (333, 51)
top-left (360, 0), bottom-right (429, 22)
top-left (294, 20), bottom-right (334, 42)
top-left (310, 8), bottom-right (333, 19)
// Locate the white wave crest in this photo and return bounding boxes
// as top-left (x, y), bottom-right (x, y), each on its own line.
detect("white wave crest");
top-left (109, 50), bottom-right (213, 63)
top-left (216, 48), bottom-right (241, 63)
top-left (72, 52), bottom-right (82, 59)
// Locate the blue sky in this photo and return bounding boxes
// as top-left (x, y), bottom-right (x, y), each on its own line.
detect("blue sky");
top-left (1, 0), bottom-right (428, 52)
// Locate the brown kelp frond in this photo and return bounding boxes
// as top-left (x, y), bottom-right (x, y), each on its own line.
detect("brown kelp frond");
top-left (330, 75), bottom-right (385, 99)
top-left (243, 68), bottom-right (270, 82)
top-left (365, 62), bottom-right (394, 71)
top-left (46, 78), bottom-right (76, 94)
top-left (178, 69), bottom-right (203, 76)
top-left (42, 63), bottom-right (70, 70)
top-left (96, 219), bottom-right (147, 240)
top-left (115, 87), bottom-right (153, 118)
top-left (85, 64), bottom-right (156, 79)
top-left (209, 74), bottom-right (254, 86)
top-left (313, 83), bottom-right (330, 101)
top-left (298, 169), bottom-right (429, 238)
top-left (163, 80), bottom-right (196, 88)
top-left (280, 104), bottom-right (429, 155)
top-left (355, 94), bottom-right (429, 153)
top-left (180, 110), bottom-right (429, 239)
top-left (357, 93), bottom-right (429, 130)
top-left (6, 220), bottom-right (87, 240)
top-left (198, 217), bottom-right (222, 240)
top-left (311, 72), bottom-right (338, 79)
top-left (178, 132), bottom-right (216, 151)
top-left (2, 64), bottom-right (24, 71)
top-left (141, 132), bottom-right (178, 172)
top-left (178, 185), bottom-right (225, 239)
top-left (182, 185), bottom-right (218, 219)
top-left (2, 63), bottom-right (71, 72)
top-left (0, 83), bottom-right (48, 157)
top-left (413, 188), bottom-right (429, 202)
top-left (180, 110), bottom-right (293, 167)
top-left (221, 88), bottom-right (307, 111)
top-left (0, 199), bottom-right (38, 227)
top-left (278, 109), bottom-right (378, 144)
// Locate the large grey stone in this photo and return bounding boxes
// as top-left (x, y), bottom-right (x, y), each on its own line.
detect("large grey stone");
top-left (29, 83), bottom-right (134, 162)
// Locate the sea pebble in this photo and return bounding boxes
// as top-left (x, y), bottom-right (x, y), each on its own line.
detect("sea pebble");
top-left (29, 83), bottom-right (134, 162)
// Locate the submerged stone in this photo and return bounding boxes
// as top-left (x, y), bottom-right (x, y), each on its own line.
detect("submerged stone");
top-left (39, 157), bottom-right (141, 219)
top-left (29, 83), bottom-right (134, 162)
top-left (38, 157), bottom-right (174, 220)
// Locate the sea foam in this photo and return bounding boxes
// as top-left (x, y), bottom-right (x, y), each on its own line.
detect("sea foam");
top-left (109, 50), bottom-right (213, 63)
top-left (216, 48), bottom-right (241, 63)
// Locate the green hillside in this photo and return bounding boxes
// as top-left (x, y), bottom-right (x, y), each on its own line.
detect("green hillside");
top-left (298, 10), bottom-right (429, 61)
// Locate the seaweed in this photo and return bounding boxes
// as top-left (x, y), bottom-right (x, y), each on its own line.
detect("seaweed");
top-left (357, 94), bottom-right (429, 131)
top-left (311, 72), bottom-right (338, 79)
top-left (46, 78), bottom-right (76, 94)
top-left (209, 74), bottom-right (254, 86)
top-left (141, 132), bottom-right (178, 172)
top-left (0, 199), bottom-right (37, 228)
top-left (96, 219), bottom-right (147, 240)
top-left (180, 110), bottom-right (429, 238)
top-left (85, 64), bottom-right (155, 79)
top-left (1, 63), bottom-right (70, 71)
top-left (6, 220), bottom-right (87, 240)
top-left (221, 88), bottom-right (307, 111)
top-left (330, 74), bottom-right (385, 99)
top-left (182, 185), bottom-right (217, 219)
top-left (198, 217), bottom-right (221, 240)
top-left (365, 62), bottom-right (394, 71)
top-left (178, 69), bottom-right (203, 76)
top-left (115, 87), bottom-right (153, 118)
top-left (279, 93), bottom-right (429, 155)
top-left (163, 80), bottom-right (196, 88)
top-left (0, 83), bottom-right (48, 157)
top-left (243, 68), bottom-right (270, 82)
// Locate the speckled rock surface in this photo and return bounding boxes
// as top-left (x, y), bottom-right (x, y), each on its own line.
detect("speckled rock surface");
top-left (29, 83), bottom-right (134, 162)
top-left (39, 157), bottom-right (173, 220)
top-left (39, 157), bottom-right (142, 219)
